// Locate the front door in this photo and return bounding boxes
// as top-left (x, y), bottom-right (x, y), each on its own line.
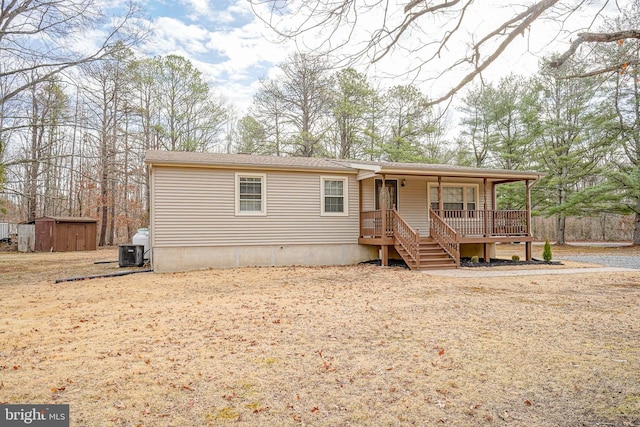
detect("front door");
top-left (375, 179), bottom-right (398, 210)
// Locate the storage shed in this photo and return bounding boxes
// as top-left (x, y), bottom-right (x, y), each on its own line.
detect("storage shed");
top-left (35, 216), bottom-right (97, 252)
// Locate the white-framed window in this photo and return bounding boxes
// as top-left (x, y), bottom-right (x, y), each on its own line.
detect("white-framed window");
top-left (235, 173), bottom-right (267, 215)
top-left (429, 183), bottom-right (478, 215)
top-left (321, 176), bottom-right (348, 216)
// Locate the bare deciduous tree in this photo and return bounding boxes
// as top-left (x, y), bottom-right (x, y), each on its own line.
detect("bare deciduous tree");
top-left (279, 52), bottom-right (333, 157)
top-left (251, 0), bottom-right (640, 105)
top-left (252, 79), bottom-right (288, 156)
top-left (0, 0), bottom-right (145, 106)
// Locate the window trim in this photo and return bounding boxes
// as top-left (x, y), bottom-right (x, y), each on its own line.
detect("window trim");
top-left (235, 172), bottom-right (267, 216)
top-left (428, 183), bottom-right (479, 213)
top-left (321, 176), bottom-right (349, 216)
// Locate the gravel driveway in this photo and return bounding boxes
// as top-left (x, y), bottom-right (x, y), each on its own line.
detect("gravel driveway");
top-left (556, 255), bottom-right (640, 269)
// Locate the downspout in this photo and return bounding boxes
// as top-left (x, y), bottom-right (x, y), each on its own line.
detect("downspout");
top-left (148, 164), bottom-right (154, 269)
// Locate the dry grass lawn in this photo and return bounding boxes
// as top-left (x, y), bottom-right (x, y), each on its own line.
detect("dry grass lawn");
top-left (1, 245), bottom-right (639, 426)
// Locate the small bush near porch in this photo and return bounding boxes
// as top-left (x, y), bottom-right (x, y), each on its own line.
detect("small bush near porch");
top-left (0, 247), bottom-right (638, 426)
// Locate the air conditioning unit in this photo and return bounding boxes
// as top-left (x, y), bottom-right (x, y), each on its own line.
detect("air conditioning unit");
top-left (118, 244), bottom-right (144, 267)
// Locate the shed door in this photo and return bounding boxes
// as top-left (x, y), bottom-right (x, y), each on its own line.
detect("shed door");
top-left (69, 224), bottom-right (86, 251)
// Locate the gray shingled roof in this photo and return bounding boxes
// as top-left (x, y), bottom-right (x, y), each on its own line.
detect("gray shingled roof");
top-left (145, 150), bottom-right (542, 179)
top-left (145, 150), bottom-right (353, 171)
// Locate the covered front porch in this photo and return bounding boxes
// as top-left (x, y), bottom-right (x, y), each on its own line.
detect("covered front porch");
top-left (350, 161), bottom-right (541, 270)
top-left (359, 206), bottom-right (534, 269)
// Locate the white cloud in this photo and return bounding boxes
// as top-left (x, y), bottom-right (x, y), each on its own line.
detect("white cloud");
top-left (135, 1), bottom-right (296, 114)
top-left (204, 20), bottom-right (294, 111)
top-left (182, 0), bottom-right (211, 18)
top-left (152, 17), bottom-right (211, 54)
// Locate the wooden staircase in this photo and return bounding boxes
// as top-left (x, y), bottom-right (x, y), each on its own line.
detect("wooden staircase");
top-left (396, 237), bottom-right (457, 270)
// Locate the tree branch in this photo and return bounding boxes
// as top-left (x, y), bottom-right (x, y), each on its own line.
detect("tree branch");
top-left (550, 30), bottom-right (640, 68)
top-left (427, 0), bottom-right (560, 106)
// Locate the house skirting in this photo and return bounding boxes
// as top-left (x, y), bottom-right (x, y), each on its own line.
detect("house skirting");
top-left (460, 243), bottom-right (496, 259)
top-left (152, 244), bottom-right (378, 273)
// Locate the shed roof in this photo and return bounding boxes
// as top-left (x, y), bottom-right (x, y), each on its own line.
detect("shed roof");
top-left (36, 216), bottom-right (98, 223)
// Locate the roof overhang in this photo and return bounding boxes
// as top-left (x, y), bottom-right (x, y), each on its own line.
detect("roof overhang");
top-left (147, 161), bottom-right (356, 175)
top-left (342, 162), bottom-right (543, 183)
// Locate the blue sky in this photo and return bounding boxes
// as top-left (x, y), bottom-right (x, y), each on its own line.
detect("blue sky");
top-left (135, 0), bottom-right (291, 112)
top-left (132, 0), bottom-right (626, 117)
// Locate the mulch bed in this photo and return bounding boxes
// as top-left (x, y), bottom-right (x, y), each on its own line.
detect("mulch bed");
top-left (460, 257), bottom-right (562, 268)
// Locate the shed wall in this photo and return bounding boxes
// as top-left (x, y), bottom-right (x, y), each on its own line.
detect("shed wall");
top-left (35, 218), bottom-right (97, 252)
top-left (56, 222), bottom-right (97, 251)
top-left (0, 223), bottom-right (8, 240)
top-left (35, 219), bottom-right (53, 252)
top-left (18, 224), bottom-right (35, 252)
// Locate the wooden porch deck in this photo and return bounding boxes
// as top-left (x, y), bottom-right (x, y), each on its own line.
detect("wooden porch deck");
top-left (359, 208), bottom-right (533, 270)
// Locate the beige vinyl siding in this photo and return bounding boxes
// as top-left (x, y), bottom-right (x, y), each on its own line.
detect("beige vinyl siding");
top-left (152, 166), bottom-right (359, 247)
top-left (361, 178), bottom-right (375, 211)
top-left (398, 178), bottom-right (429, 233)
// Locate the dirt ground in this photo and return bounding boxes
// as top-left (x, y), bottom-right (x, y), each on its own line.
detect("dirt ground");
top-left (1, 245), bottom-right (639, 426)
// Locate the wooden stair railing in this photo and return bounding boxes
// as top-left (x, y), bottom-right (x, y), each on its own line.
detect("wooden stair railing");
top-left (429, 207), bottom-right (460, 267)
top-left (391, 209), bottom-right (420, 267)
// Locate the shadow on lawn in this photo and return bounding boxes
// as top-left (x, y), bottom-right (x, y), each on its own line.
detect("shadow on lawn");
top-left (360, 258), bottom-right (563, 269)
top-left (460, 258), bottom-right (563, 268)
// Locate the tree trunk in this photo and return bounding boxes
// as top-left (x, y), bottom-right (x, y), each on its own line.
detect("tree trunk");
top-left (98, 100), bottom-right (109, 247)
top-left (634, 199), bottom-right (640, 245)
top-left (99, 176), bottom-right (108, 247)
top-left (26, 88), bottom-right (42, 223)
top-left (556, 213), bottom-right (566, 245)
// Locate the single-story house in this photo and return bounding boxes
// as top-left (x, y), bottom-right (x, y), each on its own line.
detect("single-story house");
top-left (145, 150), bottom-right (542, 273)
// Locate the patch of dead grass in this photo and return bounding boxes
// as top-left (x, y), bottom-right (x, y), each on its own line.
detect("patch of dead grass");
top-left (0, 248), bottom-right (639, 426)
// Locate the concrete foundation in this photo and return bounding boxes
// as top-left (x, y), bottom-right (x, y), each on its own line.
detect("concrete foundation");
top-left (152, 244), bottom-right (378, 273)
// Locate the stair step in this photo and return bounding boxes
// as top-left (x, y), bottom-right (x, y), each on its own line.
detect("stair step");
top-left (395, 240), bottom-right (458, 271)
top-left (418, 264), bottom-right (457, 270)
top-left (420, 259), bottom-right (456, 265)
top-left (419, 249), bottom-right (448, 255)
